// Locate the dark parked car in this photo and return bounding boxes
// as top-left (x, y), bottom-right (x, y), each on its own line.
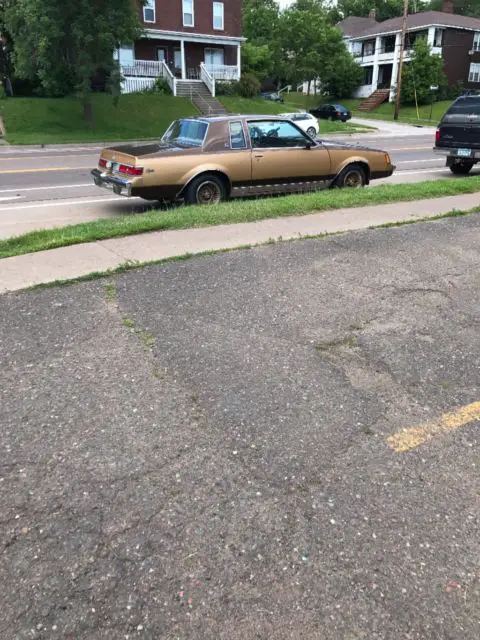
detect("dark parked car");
top-left (262, 92), bottom-right (285, 103)
top-left (434, 95), bottom-right (480, 174)
top-left (310, 104), bottom-right (352, 122)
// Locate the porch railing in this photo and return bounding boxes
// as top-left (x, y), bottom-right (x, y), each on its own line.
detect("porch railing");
top-left (121, 59), bottom-right (176, 95)
top-left (205, 65), bottom-right (239, 81)
top-left (200, 62), bottom-right (216, 97)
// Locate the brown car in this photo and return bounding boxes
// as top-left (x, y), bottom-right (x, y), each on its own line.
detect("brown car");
top-left (91, 115), bottom-right (395, 204)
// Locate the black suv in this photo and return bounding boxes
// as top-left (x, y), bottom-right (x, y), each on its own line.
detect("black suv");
top-left (435, 95), bottom-right (480, 174)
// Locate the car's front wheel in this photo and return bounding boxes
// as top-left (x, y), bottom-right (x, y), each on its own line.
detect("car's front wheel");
top-left (184, 173), bottom-right (227, 205)
top-left (306, 126), bottom-right (317, 138)
top-left (449, 161), bottom-right (474, 175)
top-left (334, 164), bottom-right (367, 188)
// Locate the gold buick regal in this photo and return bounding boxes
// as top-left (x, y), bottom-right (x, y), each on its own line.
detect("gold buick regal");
top-left (92, 115), bottom-right (395, 204)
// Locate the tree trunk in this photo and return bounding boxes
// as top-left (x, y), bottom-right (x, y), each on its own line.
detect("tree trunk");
top-left (83, 98), bottom-right (93, 123)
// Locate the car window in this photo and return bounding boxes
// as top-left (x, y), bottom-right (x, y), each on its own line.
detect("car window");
top-left (248, 120), bottom-right (309, 148)
top-left (162, 119), bottom-right (208, 146)
top-left (292, 114), bottom-right (309, 121)
top-left (230, 121), bottom-right (247, 149)
top-left (445, 100), bottom-right (480, 116)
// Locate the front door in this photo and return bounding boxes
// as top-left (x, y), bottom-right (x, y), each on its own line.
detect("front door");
top-left (174, 48), bottom-right (182, 75)
top-left (156, 47), bottom-right (167, 62)
top-left (247, 119), bottom-right (331, 184)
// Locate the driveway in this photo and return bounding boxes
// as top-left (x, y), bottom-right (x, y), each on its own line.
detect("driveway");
top-left (1, 215), bottom-right (479, 639)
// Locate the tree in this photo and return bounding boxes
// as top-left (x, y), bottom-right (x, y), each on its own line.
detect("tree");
top-left (429, 0), bottom-right (480, 17)
top-left (5, 0), bottom-right (143, 120)
top-left (241, 42), bottom-right (274, 80)
top-left (243, 0), bottom-right (280, 45)
top-left (335, 1), bottom-right (429, 22)
top-left (279, 2), bottom-right (361, 96)
top-left (243, 0), bottom-right (282, 84)
top-left (321, 49), bottom-right (363, 98)
top-left (401, 38), bottom-right (447, 104)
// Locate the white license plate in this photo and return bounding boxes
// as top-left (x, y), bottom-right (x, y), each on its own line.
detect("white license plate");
top-left (457, 148), bottom-right (472, 157)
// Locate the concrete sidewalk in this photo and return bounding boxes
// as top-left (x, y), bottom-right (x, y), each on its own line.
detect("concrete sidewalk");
top-left (1, 192), bottom-right (478, 293)
top-left (351, 117), bottom-right (436, 137)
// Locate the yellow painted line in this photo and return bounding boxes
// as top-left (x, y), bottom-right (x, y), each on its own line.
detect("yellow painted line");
top-left (0, 154), bottom-right (95, 161)
top-left (387, 401), bottom-right (480, 453)
top-left (0, 166), bottom-right (92, 174)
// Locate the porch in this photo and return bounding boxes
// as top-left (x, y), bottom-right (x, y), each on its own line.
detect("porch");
top-left (117, 37), bottom-right (241, 97)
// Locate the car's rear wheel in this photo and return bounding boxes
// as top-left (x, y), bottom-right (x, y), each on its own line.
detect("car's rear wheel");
top-left (334, 164), bottom-right (367, 188)
top-left (307, 126), bottom-right (317, 138)
top-left (184, 173), bottom-right (227, 205)
top-left (449, 161), bottom-right (474, 175)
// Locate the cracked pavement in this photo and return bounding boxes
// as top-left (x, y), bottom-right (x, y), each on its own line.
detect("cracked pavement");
top-left (0, 214), bottom-right (479, 639)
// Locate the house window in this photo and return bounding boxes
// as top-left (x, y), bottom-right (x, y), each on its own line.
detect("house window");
top-left (364, 66), bottom-right (373, 85)
top-left (363, 40), bottom-right (375, 56)
top-left (434, 28), bottom-right (444, 48)
top-left (381, 35), bottom-right (396, 54)
top-left (183, 0), bottom-right (194, 27)
top-left (205, 48), bottom-right (224, 67)
top-left (143, 0), bottom-right (155, 23)
top-left (213, 2), bottom-right (224, 30)
top-left (469, 62), bottom-right (480, 83)
top-left (473, 32), bottom-right (480, 53)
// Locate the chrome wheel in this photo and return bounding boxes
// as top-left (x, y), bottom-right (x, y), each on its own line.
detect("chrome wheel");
top-left (196, 180), bottom-right (222, 205)
top-left (307, 126), bottom-right (317, 138)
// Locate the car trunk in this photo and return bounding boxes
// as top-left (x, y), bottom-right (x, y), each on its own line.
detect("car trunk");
top-left (437, 122), bottom-right (480, 149)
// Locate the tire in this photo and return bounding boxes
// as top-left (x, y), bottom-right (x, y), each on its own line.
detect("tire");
top-left (449, 161), bottom-right (474, 175)
top-left (184, 173), bottom-right (227, 205)
top-left (333, 164), bottom-right (367, 189)
top-left (306, 126), bottom-right (317, 138)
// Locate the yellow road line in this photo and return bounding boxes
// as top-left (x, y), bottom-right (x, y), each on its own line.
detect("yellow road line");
top-left (387, 401), bottom-right (480, 453)
top-left (0, 166), bottom-right (92, 174)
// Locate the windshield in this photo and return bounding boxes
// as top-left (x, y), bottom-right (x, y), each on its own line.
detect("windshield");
top-left (162, 119), bottom-right (208, 147)
top-left (445, 100), bottom-right (480, 116)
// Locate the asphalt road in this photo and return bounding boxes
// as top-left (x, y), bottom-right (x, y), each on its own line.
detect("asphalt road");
top-left (0, 131), bottom-right (465, 239)
top-left (1, 215), bottom-right (479, 638)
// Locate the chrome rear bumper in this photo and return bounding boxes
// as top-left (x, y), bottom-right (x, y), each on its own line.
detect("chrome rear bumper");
top-left (91, 169), bottom-right (132, 197)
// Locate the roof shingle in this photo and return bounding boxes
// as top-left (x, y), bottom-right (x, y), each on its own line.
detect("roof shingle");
top-left (345, 11), bottom-right (480, 39)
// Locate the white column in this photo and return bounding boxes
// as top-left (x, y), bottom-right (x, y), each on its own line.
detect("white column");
top-left (427, 26), bottom-right (435, 48)
top-left (180, 39), bottom-right (186, 80)
top-left (390, 32), bottom-right (402, 102)
top-left (371, 36), bottom-right (381, 91)
top-left (236, 44), bottom-right (241, 80)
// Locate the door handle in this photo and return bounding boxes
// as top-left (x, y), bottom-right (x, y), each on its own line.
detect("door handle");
top-left (255, 154), bottom-right (263, 158)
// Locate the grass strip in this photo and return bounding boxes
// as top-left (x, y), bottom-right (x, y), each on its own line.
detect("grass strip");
top-left (20, 207), bottom-right (479, 293)
top-left (1, 177), bottom-right (480, 260)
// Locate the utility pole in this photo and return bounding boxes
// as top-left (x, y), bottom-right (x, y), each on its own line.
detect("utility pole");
top-left (394, 0), bottom-right (409, 121)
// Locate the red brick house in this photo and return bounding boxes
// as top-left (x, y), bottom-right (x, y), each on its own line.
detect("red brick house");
top-left (117, 0), bottom-right (244, 96)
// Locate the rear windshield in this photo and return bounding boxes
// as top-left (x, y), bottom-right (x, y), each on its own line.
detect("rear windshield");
top-left (162, 119), bottom-right (208, 146)
top-left (445, 100), bottom-right (480, 116)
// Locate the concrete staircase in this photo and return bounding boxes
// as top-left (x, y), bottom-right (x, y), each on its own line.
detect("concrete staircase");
top-left (175, 80), bottom-right (226, 115)
top-left (357, 89), bottom-right (390, 112)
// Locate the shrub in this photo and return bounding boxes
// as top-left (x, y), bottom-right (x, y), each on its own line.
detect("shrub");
top-left (216, 80), bottom-right (239, 96)
top-left (0, 84), bottom-right (6, 100)
top-left (236, 73), bottom-right (261, 98)
top-left (152, 77), bottom-right (172, 95)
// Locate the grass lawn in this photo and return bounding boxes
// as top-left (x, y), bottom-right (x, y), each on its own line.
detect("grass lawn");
top-left (1, 176), bottom-right (480, 260)
top-left (218, 96), bottom-right (375, 134)
top-left (1, 94), bottom-right (197, 145)
top-left (284, 92), bottom-right (452, 126)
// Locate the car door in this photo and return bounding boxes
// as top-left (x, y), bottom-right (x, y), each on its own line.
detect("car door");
top-left (247, 119), bottom-right (331, 185)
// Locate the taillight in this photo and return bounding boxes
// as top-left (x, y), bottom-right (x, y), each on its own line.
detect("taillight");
top-left (336, 112), bottom-right (340, 116)
top-left (99, 157), bottom-right (107, 168)
top-left (118, 164), bottom-right (144, 176)
top-left (435, 129), bottom-right (440, 143)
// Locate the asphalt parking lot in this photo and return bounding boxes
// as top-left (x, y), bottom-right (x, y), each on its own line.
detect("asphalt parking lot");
top-left (1, 214), bottom-right (479, 639)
